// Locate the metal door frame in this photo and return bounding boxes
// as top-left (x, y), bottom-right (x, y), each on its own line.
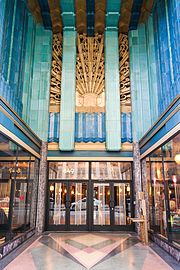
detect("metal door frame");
top-left (91, 180), bottom-right (134, 231)
top-left (46, 161), bottom-right (134, 231)
top-left (46, 179), bottom-right (89, 231)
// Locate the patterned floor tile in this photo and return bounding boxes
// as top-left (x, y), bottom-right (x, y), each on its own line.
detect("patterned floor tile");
top-left (50, 233), bottom-right (128, 269)
top-left (4, 233), bottom-right (175, 270)
top-left (72, 234), bottom-right (108, 246)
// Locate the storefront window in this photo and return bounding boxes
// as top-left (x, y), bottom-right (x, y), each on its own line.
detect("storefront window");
top-left (146, 158), bottom-right (151, 229)
top-left (91, 162), bottom-right (132, 180)
top-left (162, 134), bottom-right (180, 244)
top-left (12, 147), bottom-right (31, 230)
top-left (145, 132), bottom-right (180, 245)
top-left (0, 133), bottom-right (39, 245)
top-left (149, 150), bottom-right (167, 237)
top-left (0, 135), bottom-right (17, 238)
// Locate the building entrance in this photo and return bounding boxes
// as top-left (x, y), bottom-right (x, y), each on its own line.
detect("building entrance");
top-left (46, 162), bottom-right (133, 231)
top-left (47, 181), bottom-right (89, 230)
top-left (92, 182), bottom-right (132, 230)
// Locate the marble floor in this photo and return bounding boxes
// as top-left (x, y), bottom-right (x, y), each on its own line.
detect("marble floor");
top-left (3, 233), bottom-right (175, 270)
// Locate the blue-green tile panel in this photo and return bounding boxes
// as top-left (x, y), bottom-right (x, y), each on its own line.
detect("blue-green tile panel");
top-left (129, 0), bottom-right (143, 30)
top-left (0, 0), bottom-right (28, 116)
top-left (38, 0), bottom-right (52, 30)
top-left (167, 0), bottom-right (180, 99)
top-left (0, 0), bottom-right (14, 82)
top-left (0, 98), bottom-right (41, 154)
top-left (86, 0), bottom-right (95, 36)
top-left (48, 150), bottom-right (133, 158)
top-left (153, 0), bottom-right (180, 115)
top-left (129, 25), bottom-right (151, 141)
top-left (29, 25), bottom-right (52, 141)
top-left (60, 0), bottom-right (76, 30)
top-left (0, 0), bottom-right (6, 61)
top-left (145, 15), bottom-right (158, 124)
top-left (22, 13), bottom-right (36, 124)
top-left (105, 30), bottom-right (121, 151)
top-left (106, 0), bottom-right (121, 29)
top-left (59, 30), bottom-right (76, 151)
top-left (140, 97), bottom-right (180, 155)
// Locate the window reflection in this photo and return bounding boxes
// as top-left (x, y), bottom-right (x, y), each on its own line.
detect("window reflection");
top-left (49, 162), bottom-right (89, 179)
top-left (150, 157), bottom-right (167, 237)
top-left (146, 133), bottom-right (180, 245)
top-left (91, 162), bottom-right (132, 180)
top-left (163, 134), bottom-right (180, 244)
top-left (0, 179), bottom-right (11, 229)
top-left (49, 183), bottom-right (67, 225)
top-left (0, 135), bottom-right (17, 241)
top-left (70, 183), bottom-right (87, 225)
top-left (0, 133), bottom-right (39, 245)
top-left (114, 183), bottom-right (131, 225)
top-left (93, 183), bottom-right (110, 225)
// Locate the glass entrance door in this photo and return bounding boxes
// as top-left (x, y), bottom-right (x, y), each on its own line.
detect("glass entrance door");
top-left (48, 182), bottom-right (67, 226)
top-left (47, 161), bottom-right (133, 231)
top-left (47, 181), bottom-right (88, 230)
top-left (93, 183), bottom-right (110, 225)
top-left (69, 182), bottom-right (87, 226)
top-left (92, 182), bottom-right (132, 229)
top-left (114, 183), bottom-right (131, 225)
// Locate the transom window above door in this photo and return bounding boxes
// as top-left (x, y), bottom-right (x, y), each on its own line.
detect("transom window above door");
top-left (91, 162), bottom-right (132, 180)
top-left (49, 162), bottom-right (89, 180)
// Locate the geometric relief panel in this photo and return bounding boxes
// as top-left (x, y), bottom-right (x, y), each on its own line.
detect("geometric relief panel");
top-left (76, 33), bottom-right (105, 113)
top-left (119, 33), bottom-right (131, 110)
top-left (50, 33), bottom-right (62, 107)
top-left (48, 112), bottom-right (132, 144)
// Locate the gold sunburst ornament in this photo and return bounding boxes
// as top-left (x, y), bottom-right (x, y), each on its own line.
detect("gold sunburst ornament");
top-left (76, 33), bottom-right (105, 112)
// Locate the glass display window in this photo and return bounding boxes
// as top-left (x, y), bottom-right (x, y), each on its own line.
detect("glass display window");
top-left (0, 132), bottom-right (39, 245)
top-left (145, 132), bottom-right (180, 245)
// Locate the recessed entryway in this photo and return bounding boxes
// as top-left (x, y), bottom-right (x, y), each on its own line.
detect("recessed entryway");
top-left (46, 161), bottom-right (134, 231)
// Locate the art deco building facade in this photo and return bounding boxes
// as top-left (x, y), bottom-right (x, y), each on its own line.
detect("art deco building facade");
top-left (0, 0), bottom-right (179, 262)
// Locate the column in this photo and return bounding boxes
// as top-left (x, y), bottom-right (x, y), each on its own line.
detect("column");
top-left (36, 142), bottom-right (48, 234)
top-left (59, 30), bottom-right (76, 150)
top-left (30, 158), bottom-right (39, 228)
top-left (59, 0), bottom-right (76, 151)
top-left (145, 15), bottom-right (158, 123)
top-left (22, 13), bottom-right (36, 124)
top-left (105, 0), bottom-right (121, 151)
top-left (30, 24), bottom-right (52, 141)
top-left (129, 25), bottom-right (151, 141)
top-left (133, 142), bottom-right (142, 235)
top-left (141, 158), bottom-right (149, 228)
top-left (0, 0), bottom-right (6, 64)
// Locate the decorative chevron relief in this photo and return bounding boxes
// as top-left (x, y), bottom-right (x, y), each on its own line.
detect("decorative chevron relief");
top-left (50, 33), bottom-right (62, 107)
top-left (119, 33), bottom-right (131, 108)
top-left (76, 34), bottom-right (105, 113)
top-left (48, 112), bottom-right (132, 144)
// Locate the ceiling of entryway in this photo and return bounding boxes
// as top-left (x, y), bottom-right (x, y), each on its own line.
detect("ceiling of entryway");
top-left (27, 0), bottom-right (154, 34)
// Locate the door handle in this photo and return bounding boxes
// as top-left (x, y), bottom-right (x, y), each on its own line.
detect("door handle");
top-left (109, 201), bottom-right (114, 208)
top-left (66, 201), bottom-right (71, 208)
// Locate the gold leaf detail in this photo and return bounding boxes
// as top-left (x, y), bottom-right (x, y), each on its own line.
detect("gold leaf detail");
top-left (119, 33), bottom-right (131, 107)
top-left (50, 33), bottom-right (62, 106)
top-left (76, 34), bottom-right (105, 112)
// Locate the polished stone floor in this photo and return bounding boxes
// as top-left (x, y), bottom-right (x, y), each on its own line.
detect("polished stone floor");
top-left (4, 233), bottom-right (175, 270)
